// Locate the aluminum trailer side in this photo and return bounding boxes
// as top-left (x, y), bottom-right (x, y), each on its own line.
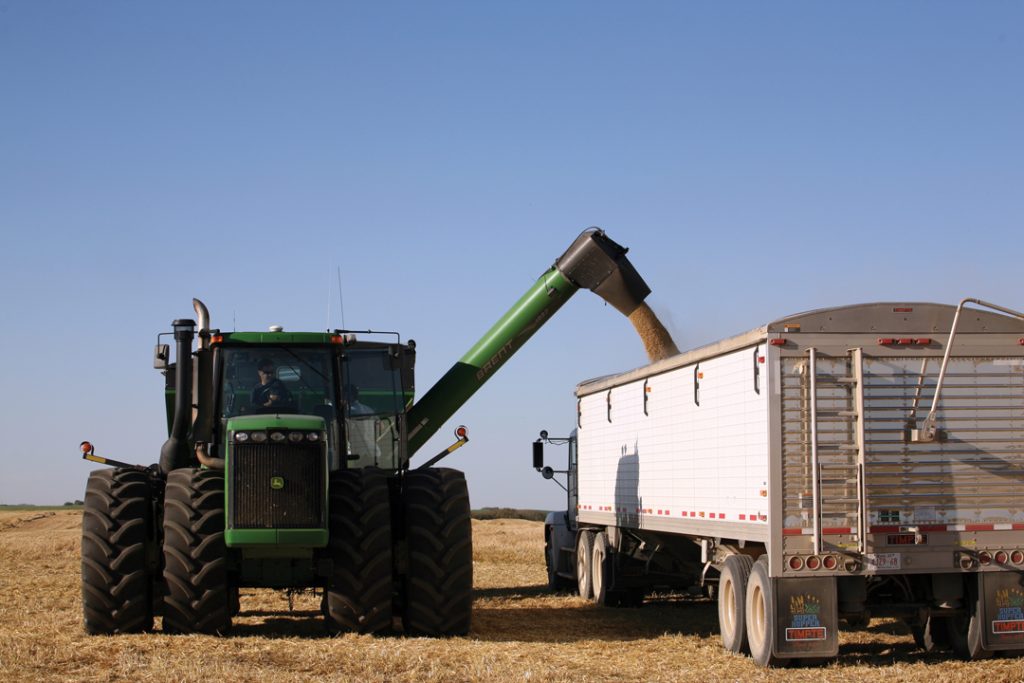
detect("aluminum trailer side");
top-left (540, 300), bottom-right (1024, 666)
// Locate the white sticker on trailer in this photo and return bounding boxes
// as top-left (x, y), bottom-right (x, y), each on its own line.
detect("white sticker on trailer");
top-left (866, 553), bottom-right (902, 571)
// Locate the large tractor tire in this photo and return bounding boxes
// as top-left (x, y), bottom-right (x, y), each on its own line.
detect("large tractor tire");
top-left (161, 468), bottom-right (231, 635)
top-left (402, 468), bottom-right (473, 636)
top-left (718, 554), bottom-right (755, 654)
top-left (81, 468), bottom-right (155, 634)
top-left (324, 467), bottom-right (393, 634)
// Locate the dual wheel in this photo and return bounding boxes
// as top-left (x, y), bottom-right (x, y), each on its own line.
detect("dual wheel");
top-left (575, 529), bottom-right (642, 607)
top-left (717, 555), bottom-right (784, 667)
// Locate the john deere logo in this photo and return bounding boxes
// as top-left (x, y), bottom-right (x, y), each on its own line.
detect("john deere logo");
top-left (270, 476), bottom-right (285, 490)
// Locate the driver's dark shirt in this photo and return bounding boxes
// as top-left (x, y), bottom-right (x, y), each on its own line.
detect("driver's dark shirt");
top-left (251, 379), bottom-right (290, 408)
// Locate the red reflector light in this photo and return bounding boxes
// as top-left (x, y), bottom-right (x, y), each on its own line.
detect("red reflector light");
top-left (995, 551), bottom-right (1009, 565)
top-left (805, 556), bottom-right (821, 570)
top-left (878, 338), bottom-right (895, 345)
top-left (80, 441), bottom-right (92, 454)
top-left (770, 338), bottom-right (787, 346)
top-left (788, 556), bottom-right (804, 570)
top-left (210, 334), bottom-right (223, 345)
top-left (330, 335), bottom-right (344, 344)
top-left (897, 338), bottom-right (915, 345)
top-left (1019, 338), bottom-right (1024, 346)
top-left (1011, 550), bottom-right (1024, 565)
top-left (455, 426), bottom-right (468, 438)
top-left (979, 551), bottom-right (992, 566)
top-left (914, 338), bottom-right (932, 345)
top-left (822, 555), bottom-right (837, 570)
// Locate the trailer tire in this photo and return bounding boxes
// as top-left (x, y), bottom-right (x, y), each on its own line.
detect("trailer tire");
top-left (718, 554), bottom-right (754, 654)
top-left (324, 468), bottom-right (393, 634)
top-left (910, 615), bottom-right (951, 652)
top-left (591, 531), bottom-right (611, 605)
top-left (161, 468), bottom-right (231, 635)
top-left (81, 468), bottom-right (155, 634)
top-left (576, 530), bottom-right (595, 600)
top-left (949, 578), bottom-right (993, 660)
top-left (745, 557), bottom-right (786, 667)
top-left (403, 468), bottom-right (473, 636)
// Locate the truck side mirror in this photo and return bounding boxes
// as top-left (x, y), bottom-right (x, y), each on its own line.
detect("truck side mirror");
top-left (532, 440), bottom-right (544, 469)
top-left (154, 344), bottom-right (170, 370)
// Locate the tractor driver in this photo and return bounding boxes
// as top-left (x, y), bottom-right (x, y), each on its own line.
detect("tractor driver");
top-left (251, 358), bottom-right (291, 409)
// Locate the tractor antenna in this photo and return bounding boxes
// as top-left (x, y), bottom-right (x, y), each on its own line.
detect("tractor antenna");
top-left (326, 268), bottom-right (333, 331)
top-left (337, 266), bottom-right (347, 329)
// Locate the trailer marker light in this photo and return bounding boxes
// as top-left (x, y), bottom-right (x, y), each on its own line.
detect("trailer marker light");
top-left (878, 338), bottom-right (895, 345)
top-left (897, 338), bottom-right (915, 345)
top-left (770, 338), bottom-right (787, 346)
top-left (914, 338), bottom-right (932, 345)
top-left (960, 555), bottom-right (976, 570)
top-left (995, 551), bottom-right (1009, 565)
top-left (822, 555), bottom-right (838, 570)
top-left (758, 356), bottom-right (765, 363)
top-left (893, 307), bottom-right (914, 313)
top-left (979, 551), bottom-right (993, 566)
top-left (789, 556), bottom-right (804, 570)
top-left (1019, 338), bottom-right (1024, 346)
top-left (1011, 551), bottom-right (1024, 565)
top-left (805, 556), bottom-right (821, 570)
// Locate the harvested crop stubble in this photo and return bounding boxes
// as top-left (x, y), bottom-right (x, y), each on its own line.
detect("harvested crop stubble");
top-left (0, 511), bottom-right (1022, 681)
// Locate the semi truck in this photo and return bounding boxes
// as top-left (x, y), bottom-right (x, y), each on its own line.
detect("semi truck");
top-left (79, 227), bottom-right (654, 636)
top-left (533, 298), bottom-right (1024, 665)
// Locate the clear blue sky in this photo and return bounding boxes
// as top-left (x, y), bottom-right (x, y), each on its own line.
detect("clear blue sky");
top-left (2, 2), bottom-right (1021, 508)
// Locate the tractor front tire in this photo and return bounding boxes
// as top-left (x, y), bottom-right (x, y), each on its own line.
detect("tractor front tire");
top-left (81, 468), bottom-right (155, 634)
top-left (161, 468), bottom-right (231, 635)
top-left (402, 468), bottom-right (473, 636)
top-left (324, 467), bottom-right (393, 634)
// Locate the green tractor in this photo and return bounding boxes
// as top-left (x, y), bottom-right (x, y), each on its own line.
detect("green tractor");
top-left (80, 228), bottom-right (653, 636)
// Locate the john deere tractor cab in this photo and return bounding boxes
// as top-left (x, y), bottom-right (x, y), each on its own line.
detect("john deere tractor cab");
top-left (80, 227), bottom-right (654, 637)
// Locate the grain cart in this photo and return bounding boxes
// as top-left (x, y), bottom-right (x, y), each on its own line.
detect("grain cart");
top-left (533, 299), bottom-right (1024, 665)
top-left (80, 227), bottom-right (655, 636)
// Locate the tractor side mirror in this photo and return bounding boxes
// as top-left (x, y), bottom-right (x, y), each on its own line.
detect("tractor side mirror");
top-left (154, 344), bottom-right (170, 370)
top-left (532, 440), bottom-right (544, 469)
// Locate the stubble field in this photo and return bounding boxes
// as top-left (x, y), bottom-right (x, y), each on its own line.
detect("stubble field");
top-left (1, 510), bottom-right (1023, 682)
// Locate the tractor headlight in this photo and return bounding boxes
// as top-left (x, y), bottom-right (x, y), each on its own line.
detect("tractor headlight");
top-left (288, 431), bottom-right (304, 443)
top-left (251, 431), bottom-right (268, 444)
top-left (306, 432), bottom-right (320, 442)
top-left (235, 432), bottom-right (249, 443)
top-left (270, 431), bottom-right (286, 443)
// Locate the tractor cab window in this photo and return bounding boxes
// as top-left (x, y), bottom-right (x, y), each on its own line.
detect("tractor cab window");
top-left (341, 348), bottom-right (407, 470)
top-left (218, 346), bottom-right (342, 466)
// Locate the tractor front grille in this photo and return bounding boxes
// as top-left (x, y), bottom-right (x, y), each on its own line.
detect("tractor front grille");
top-left (230, 442), bottom-right (326, 529)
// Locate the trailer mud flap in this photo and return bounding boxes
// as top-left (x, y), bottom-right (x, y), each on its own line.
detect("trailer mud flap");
top-left (773, 576), bottom-right (839, 658)
top-left (980, 570), bottom-right (1024, 650)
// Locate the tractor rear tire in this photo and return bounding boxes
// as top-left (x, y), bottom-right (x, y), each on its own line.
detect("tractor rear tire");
top-left (81, 468), bottom-right (155, 634)
top-left (402, 468), bottom-right (473, 636)
top-left (324, 467), bottom-right (393, 634)
top-left (161, 468), bottom-right (231, 635)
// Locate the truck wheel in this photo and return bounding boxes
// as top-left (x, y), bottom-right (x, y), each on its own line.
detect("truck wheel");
top-left (718, 554), bottom-right (754, 654)
top-left (81, 468), bottom-right (155, 634)
top-left (576, 530), bottom-right (595, 600)
top-left (403, 468), bottom-right (473, 636)
top-left (546, 527), bottom-right (574, 592)
top-left (324, 468), bottom-right (393, 634)
top-left (910, 615), bottom-right (951, 652)
top-left (745, 557), bottom-right (786, 667)
top-left (162, 468), bottom-right (231, 635)
top-left (949, 578), bottom-right (993, 660)
top-left (591, 531), bottom-right (610, 605)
